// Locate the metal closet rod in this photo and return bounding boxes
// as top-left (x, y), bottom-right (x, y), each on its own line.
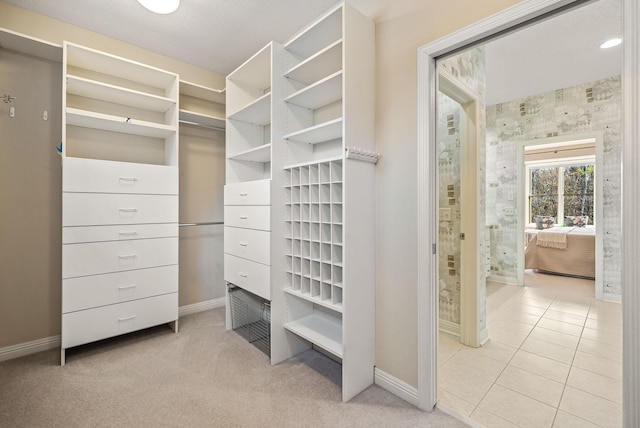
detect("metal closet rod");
top-left (179, 221), bottom-right (224, 227)
top-left (179, 119), bottom-right (225, 132)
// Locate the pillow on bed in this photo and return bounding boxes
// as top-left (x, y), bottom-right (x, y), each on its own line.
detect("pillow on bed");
top-left (535, 215), bottom-right (555, 229)
top-left (564, 215), bottom-right (588, 227)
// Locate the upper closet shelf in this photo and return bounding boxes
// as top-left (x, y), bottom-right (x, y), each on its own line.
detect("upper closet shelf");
top-left (66, 75), bottom-right (175, 113)
top-left (284, 118), bottom-right (342, 144)
top-left (284, 6), bottom-right (342, 59)
top-left (179, 110), bottom-right (225, 129)
top-left (284, 314), bottom-right (343, 358)
top-left (227, 43), bottom-right (272, 89)
top-left (227, 143), bottom-right (271, 163)
top-left (285, 40), bottom-right (342, 85)
top-left (285, 71), bottom-right (342, 110)
top-left (227, 92), bottom-right (271, 125)
top-left (180, 80), bottom-right (226, 104)
top-left (66, 108), bottom-right (175, 139)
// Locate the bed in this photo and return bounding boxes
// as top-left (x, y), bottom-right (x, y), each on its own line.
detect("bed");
top-left (524, 226), bottom-right (596, 278)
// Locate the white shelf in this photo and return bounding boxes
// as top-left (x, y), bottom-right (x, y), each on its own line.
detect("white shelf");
top-left (284, 288), bottom-right (343, 313)
top-left (285, 71), bottom-right (342, 110)
top-left (67, 75), bottom-right (175, 113)
top-left (227, 143), bottom-right (271, 162)
top-left (180, 80), bottom-right (225, 104)
top-left (0, 28), bottom-right (62, 63)
top-left (66, 108), bottom-right (175, 139)
top-left (283, 157), bottom-right (343, 170)
top-left (285, 40), bottom-right (342, 85)
top-left (179, 110), bottom-right (225, 129)
top-left (227, 92), bottom-right (271, 125)
top-left (284, 314), bottom-right (343, 358)
top-left (284, 118), bottom-right (343, 144)
top-left (285, 6), bottom-right (342, 59)
top-left (227, 43), bottom-right (272, 89)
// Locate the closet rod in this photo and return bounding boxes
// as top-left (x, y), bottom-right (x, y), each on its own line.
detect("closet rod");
top-left (179, 119), bottom-right (225, 132)
top-left (179, 221), bottom-right (224, 227)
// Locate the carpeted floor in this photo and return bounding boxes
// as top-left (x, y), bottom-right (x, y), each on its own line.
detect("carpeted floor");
top-left (0, 308), bottom-right (467, 427)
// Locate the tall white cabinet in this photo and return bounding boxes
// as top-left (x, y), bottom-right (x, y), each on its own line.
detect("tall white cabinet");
top-left (225, 3), bottom-right (376, 402)
top-left (61, 42), bottom-right (179, 365)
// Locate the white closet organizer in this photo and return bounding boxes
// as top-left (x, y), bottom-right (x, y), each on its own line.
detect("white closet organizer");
top-left (179, 80), bottom-right (226, 131)
top-left (271, 2), bottom-right (376, 402)
top-left (61, 42), bottom-right (179, 365)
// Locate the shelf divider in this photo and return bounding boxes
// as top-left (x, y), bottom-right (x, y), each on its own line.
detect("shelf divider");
top-left (284, 314), bottom-right (343, 358)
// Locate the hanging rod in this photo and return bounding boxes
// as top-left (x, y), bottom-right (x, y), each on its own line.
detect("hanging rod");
top-left (179, 221), bottom-right (224, 227)
top-left (179, 119), bottom-right (225, 132)
top-left (345, 146), bottom-right (381, 164)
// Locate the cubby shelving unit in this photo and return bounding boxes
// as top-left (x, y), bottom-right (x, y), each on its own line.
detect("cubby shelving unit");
top-left (61, 42), bottom-right (180, 365)
top-left (270, 2), bottom-right (376, 402)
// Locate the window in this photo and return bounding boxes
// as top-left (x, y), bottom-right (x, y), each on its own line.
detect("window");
top-left (527, 160), bottom-right (595, 224)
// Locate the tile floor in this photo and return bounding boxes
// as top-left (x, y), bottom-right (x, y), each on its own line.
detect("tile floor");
top-left (438, 271), bottom-right (623, 428)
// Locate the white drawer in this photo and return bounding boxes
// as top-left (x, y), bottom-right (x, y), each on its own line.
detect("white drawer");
top-left (224, 254), bottom-right (270, 300)
top-left (63, 158), bottom-right (178, 194)
top-left (224, 180), bottom-right (270, 206)
top-left (63, 193), bottom-right (178, 226)
top-left (62, 292), bottom-right (178, 349)
top-left (224, 206), bottom-right (271, 231)
top-left (224, 226), bottom-right (270, 265)
top-left (63, 237), bottom-right (178, 278)
top-left (63, 223), bottom-right (178, 244)
top-left (63, 265), bottom-right (178, 313)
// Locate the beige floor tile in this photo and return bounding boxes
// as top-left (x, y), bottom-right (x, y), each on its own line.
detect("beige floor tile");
top-left (584, 317), bottom-right (622, 334)
top-left (580, 327), bottom-right (622, 348)
top-left (559, 386), bottom-right (622, 428)
top-left (587, 301), bottom-right (622, 321)
top-left (439, 364), bottom-right (493, 405)
top-left (445, 348), bottom-right (507, 382)
top-left (437, 388), bottom-right (477, 417)
top-left (567, 366), bottom-right (623, 404)
top-left (521, 337), bottom-right (576, 364)
top-left (467, 339), bottom-right (518, 363)
top-left (553, 410), bottom-right (601, 428)
top-left (516, 296), bottom-right (553, 309)
top-left (537, 318), bottom-right (584, 337)
top-left (487, 326), bottom-right (529, 348)
top-left (578, 337), bottom-right (622, 362)
top-left (509, 350), bottom-right (571, 383)
top-left (496, 365), bottom-right (564, 407)
top-left (572, 350), bottom-right (622, 381)
top-left (478, 384), bottom-right (556, 428)
top-left (548, 301), bottom-right (590, 317)
top-left (470, 408), bottom-right (519, 428)
top-left (506, 302), bottom-right (548, 316)
top-left (543, 309), bottom-right (586, 326)
top-left (488, 317), bottom-right (535, 335)
top-left (529, 326), bottom-right (580, 349)
top-left (553, 292), bottom-right (594, 306)
top-left (492, 310), bottom-right (542, 326)
top-left (523, 287), bottom-right (559, 300)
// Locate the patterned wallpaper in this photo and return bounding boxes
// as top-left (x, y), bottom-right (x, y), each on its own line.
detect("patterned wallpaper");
top-left (485, 76), bottom-right (622, 296)
top-left (438, 47), bottom-right (487, 328)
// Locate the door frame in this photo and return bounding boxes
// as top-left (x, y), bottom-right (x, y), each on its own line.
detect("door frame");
top-left (417, 2), bottom-right (640, 426)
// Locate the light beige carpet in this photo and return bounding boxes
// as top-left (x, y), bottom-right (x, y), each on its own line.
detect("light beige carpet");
top-left (0, 308), bottom-right (467, 427)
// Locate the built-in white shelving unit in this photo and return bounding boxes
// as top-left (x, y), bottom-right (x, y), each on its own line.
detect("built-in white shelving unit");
top-left (61, 42), bottom-right (180, 365)
top-left (178, 80), bottom-right (226, 130)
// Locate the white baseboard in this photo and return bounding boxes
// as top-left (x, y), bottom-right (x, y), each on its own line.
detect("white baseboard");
top-left (179, 297), bottom-right (226, 317)
top-left (374, 368), bottom-right (419, 407)
top-left (439, 319), bottom-right (461, 337)
top-left (437, 403), bottom-right (481, 427)
top-left (487, 275), bottom-right (519, 286)
top-left (0, 335), bottom-right (60, 363)
top-left (603, 292), bottom-right (622, 304)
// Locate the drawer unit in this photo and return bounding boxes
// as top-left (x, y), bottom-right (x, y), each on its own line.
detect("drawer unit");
top-left (224, 179), bottom-right (271, 206)
top-left (63, 223), bottom-right (178, 244)
top-left (63, 265), bottom-right (178, 313)
top-left (224, 226), bottom-right (271, 265)
top-left (63, 158), bottom-right (178, 194)
top-left (224, 206), bottom-right (271, 231)
top-left (61, 292), bottom-right (178, 349)
top-left (224, 254), bottom-right (271, 300)
top-left (62, 193), bottom-right (178, 226)
top-left (63, 237), bottom-right (178, 278)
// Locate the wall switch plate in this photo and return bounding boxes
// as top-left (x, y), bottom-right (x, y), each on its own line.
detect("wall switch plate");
top-left (439, 208), bottom-right (452, 221)
top-left (9, 107), bottom-right (15, 117)
top-left (503, 207), bottom-right (515, 216)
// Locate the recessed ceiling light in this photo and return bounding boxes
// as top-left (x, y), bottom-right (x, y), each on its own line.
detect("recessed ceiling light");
top-left (600, 38), bottom-right (622, 49)
top-left (137, 0), bottom-right (180, 14)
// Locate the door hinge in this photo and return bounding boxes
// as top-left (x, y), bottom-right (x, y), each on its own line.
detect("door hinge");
top-left (432, 243), bottom-right (437, 254)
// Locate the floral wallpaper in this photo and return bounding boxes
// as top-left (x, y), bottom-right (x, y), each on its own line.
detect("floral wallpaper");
top-left (485, 76), bottom-right (622, 296)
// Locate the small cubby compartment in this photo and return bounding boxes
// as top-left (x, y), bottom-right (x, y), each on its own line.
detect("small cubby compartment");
top-left (331, 182), bottom-right (343, 203)
top-left (226, 43), bottom-right (272, 118)
top-left (283, 300), bottom-right (343, 358)
top-left (228, 285), bottom-right (271, 356)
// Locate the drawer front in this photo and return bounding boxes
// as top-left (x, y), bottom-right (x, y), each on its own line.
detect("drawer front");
top-left (224, 180), bottom-right (270, 206)
top-left (63, 223), bottom-right (178, 244)
top-left (224, 206), bottom-right (271, 231)
top-left (63, 237), bottom-right (178, 278)
top-left (224, 227), bottom-right (270, 265)
top-left (63, 193), bottom-right (178, 226)
top-left (62, 292), bottom-right (178, 349)
top-left (224, 254), bottom-right (270, 300)
top-left (63, 157), bottom-right (178, 194)
top-left (63, 265), bottom-right (178, 313)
